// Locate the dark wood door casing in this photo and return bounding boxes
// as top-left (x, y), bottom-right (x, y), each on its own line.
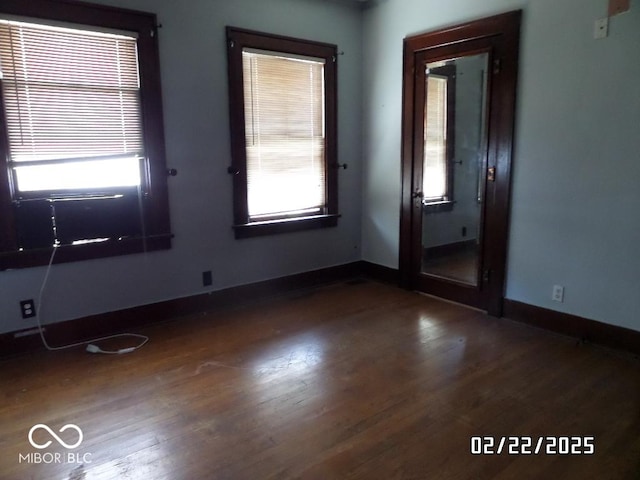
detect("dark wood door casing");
top-left (399, 11), bottom-right (521, 316)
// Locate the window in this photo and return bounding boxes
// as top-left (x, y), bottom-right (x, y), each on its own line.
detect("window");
top-left (423, 64), bottom-right (455, 207)
top-left (0, 0), bottom-right (171, 269)
top-left (227, 27), bottom-right (339, 238)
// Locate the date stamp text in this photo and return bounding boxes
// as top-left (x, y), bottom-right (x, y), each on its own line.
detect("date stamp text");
top-left (470, 436), bottom-right (595, 455)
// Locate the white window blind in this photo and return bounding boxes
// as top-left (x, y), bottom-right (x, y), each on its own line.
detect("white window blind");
top-left (242, 49), bottom-right (326, 219)
top-left (423, 75), bottom-right (448, 201)
top-left (0, 19), bottom-right (143, 192)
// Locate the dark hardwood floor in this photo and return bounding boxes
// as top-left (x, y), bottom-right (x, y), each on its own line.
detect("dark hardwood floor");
top-left (1, 280), bottom-right (639, 479)
top-left (422, 249), bottom-right (478, 285)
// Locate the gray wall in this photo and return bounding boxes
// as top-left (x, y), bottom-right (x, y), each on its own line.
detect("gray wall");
top-left (0, 0), bottom-right (363, 334)
top-left (2, 0), bottom-right (639, 337)
top-left (362, 0), bottom-right (640, 331)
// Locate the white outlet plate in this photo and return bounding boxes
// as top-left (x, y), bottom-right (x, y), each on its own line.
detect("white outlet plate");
top-left (552, 285), bottom-right (565, 302)
top-left (594, 17), bottom-right (609, 39)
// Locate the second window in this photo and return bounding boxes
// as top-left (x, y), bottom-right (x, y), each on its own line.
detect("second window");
top-left (227, 27), bottom-right (339, 238)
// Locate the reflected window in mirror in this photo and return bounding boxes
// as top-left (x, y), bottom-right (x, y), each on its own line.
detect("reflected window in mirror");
top-left (423, 64), bottom-right (455, 210)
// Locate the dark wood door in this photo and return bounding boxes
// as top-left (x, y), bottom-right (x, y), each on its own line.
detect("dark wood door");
top-left (400, 11), bottom-right (521, 316)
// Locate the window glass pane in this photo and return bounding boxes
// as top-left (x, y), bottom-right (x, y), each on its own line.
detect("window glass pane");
top-left (423, 75), bottom-right (448, 200)
top-left (14, 156), bottom-right (141, 192)
top-left (242, 49), bottom-right (326, 219)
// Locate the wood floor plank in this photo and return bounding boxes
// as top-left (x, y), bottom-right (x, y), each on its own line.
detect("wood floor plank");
top-left (1, 280), bottom-right (638, 479)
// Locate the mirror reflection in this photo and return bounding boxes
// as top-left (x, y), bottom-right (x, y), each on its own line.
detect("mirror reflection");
top-left (421, 52), bottom-right (489, 285)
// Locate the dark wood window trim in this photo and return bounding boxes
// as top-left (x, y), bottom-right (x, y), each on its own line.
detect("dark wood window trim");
top-left (226, 27), bottom-right (339, 239)
top-left (0, 0), bottom-right (172, 270)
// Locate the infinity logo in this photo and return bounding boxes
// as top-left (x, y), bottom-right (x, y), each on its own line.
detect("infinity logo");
top-left (28, 424), bottom-right (83, 450)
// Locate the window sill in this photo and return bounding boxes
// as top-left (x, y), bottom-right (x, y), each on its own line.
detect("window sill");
top-left (0, 234), bottom-right (172, 271)
top-left (234, 214), bottom-right (340, 239)
top-left (422, 200), bottom-right (455, 214)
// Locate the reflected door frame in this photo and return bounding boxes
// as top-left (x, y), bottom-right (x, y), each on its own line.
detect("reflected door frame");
top-left (399, 11), bottom-right (521, 316)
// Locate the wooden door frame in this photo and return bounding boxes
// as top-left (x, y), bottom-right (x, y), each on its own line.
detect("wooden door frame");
top-left (399, 11), bottom-right (521, 316)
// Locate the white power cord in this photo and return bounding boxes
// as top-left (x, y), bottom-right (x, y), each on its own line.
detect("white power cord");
top-left (35, 245), bottom-right (149, 355)
top-left (85, 343), bottom-right (141, 355)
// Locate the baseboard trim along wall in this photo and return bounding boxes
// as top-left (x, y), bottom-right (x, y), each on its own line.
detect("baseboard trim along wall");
top-left (503, 300), bottom-right (640, 356)
top-left (359, 261), bottom-right (400, 285)
top-left (0, 261), bottom-right (366, 357)
top-left (2, 261), bottom-right (638, 357)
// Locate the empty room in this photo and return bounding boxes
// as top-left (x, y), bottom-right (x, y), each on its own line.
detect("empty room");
top-left (0, 0), bottom-right (638, 478)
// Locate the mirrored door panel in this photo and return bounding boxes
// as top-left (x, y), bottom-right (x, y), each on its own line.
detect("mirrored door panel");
top-left (400, 11), bottom-right (521, 315)
top-left (420, 53), bottom-right (489, 286)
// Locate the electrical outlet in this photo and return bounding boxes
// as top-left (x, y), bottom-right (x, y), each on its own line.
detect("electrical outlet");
top-left (20, 299), bottom-right (36, 319)
top-left (552, 285), bottom-right (564, 303)
top-left (202, 271), bottom-right (213, 287)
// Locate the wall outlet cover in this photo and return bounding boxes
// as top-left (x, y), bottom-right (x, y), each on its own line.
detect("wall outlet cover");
top-left (202, 271), bottom-right (213, 287)
top-left (552, 285), bottom-right (565, 303)
top-left (20, 299), bottom-right (36, 319)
